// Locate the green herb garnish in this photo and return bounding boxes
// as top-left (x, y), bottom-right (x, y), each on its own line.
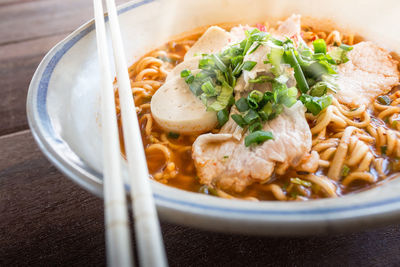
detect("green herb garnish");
top-left (207, 83), bottom-right (233, 111)
top-left (180, 69), bottom-right (191, 78)
top-left (198, 185), bottom-right (218, 196)
top-left (249, 75), bottom-right (274, 83)
top-left (377, 95), bottom-right (392, 105)
top-left (339, 44), bottom-right (353, 51)
top-left (168, 132), bottom-right (180, 139)
top-left (290, 177), bottom-right (312, 187)
top-left (201, 80), bottom-right (217, 96)
top-left (235, 98), bottom-right (250, 112)
top-left (244, 130), bottom-right (274, 147)
top-left (242, 61), bottom-right (257, 71)
top-left (300, 94), bottom-right (332, 115)
top-left (313, 39), bottom-right (327, 54)
top-left (381, 145), bottom-right (388, 155)
top-left (309, 81), bottom-right (328, 97)
top-left (231, 114), bottom-right (247, 128)
top-left (249, 121), bottom-right (262, 133)
top-left (341, 165), bottom-right (350, 177)
top-left (217, 109), bottom-right (229, 127)
top-left (283, 45), bottom-right (309, 93)
top-left (243, 109), bottom-right (260, 124)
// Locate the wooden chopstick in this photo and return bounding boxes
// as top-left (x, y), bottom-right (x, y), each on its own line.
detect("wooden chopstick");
top-left (93, 0), bottom-right (134, 266)
top-left (94, 0), bottom-right (168, 266)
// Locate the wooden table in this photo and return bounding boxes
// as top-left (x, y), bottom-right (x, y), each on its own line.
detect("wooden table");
top-left (1, 1), bottom-right (400, 266)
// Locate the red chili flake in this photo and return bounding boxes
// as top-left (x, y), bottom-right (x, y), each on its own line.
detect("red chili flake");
top-left (256, 23), bottom-right (266, 32)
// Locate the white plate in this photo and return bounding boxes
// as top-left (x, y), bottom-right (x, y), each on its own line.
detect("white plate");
top-left (27, 0), bottom-right (400, 235)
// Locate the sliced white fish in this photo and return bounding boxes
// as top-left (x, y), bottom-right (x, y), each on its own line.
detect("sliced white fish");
top-left (152, 26), bottom-right (234, 133)
top-left (151, 76), bottom-right (217, 134)
top-left (184, 26), bottom-right (232, 60)
top-left (166, 56), bottom-right (200, 82)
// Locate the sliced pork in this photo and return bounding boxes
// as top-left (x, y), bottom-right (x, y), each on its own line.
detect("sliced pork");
top-left (335, 41), bottom-right (399, 107)
top-left (192, 102), bottom-right (312, 192)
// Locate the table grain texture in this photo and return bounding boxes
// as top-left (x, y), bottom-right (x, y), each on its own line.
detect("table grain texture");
top-left (1, 1), bottom-right (400, 266)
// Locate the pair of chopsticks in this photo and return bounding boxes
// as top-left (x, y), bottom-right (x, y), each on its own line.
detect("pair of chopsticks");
top-left (93, 0), bottom-right (167, 266)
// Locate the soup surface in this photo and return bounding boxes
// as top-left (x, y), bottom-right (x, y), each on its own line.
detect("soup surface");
top-left (116, 15), bottom-right (400, 201)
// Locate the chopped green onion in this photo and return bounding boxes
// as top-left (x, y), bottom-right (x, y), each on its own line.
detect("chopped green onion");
top-left (318, 60), bottom-right (338, 74)
top-left (309, 82), bottom-right (328, 97)
top-left (235, 98), bottom-right (250, 112)
top-left (284, 48), bottom-right (309, 93)
top-left (207, 83), bottom-right (233, 111)
top-left (198, 185), bottom-right (218, 196)
top-left (321, 74), bottom-right (339, 93)
top-left (231, 55), bottom-right (244, 66)
top-left (247, 98), bottom-right (258, 109)
top-left (168, 132), bottom-right (180, 139)
top-left (275, 74), bottom-right (289, 84)
top-left (188, 79), bottom-right (203, 96)
top-left (201, 80), bottom-right (216, 96)
top-left (281, 95), bottom-right (297, 108)
top-left (223, 155), bottom-right (229, 159)
top-left (300, 94), bottom-right (332, 115)
top-left (377, 95), bottom-right (392, 105)
top-left (243, 109), bottom-right (260, 124)
top-left (339, 44), bottom-right (353, 51)
top-left (298, 42), bottom-right (313, 59)
top-left (263, 91), bottom-right (274, 102)
top-left (329, 46), bottom-right (351, 64)
top-left (185, 74), bottom-right (194, 84)
top-left (290, 177), bottom-right (312, 187)
top-left (248, 43), bottom-right (261, 54)
top-left (242, 61), bottom-right (257, 71)
top-left (381, 145), bottom-right (388, 155)
top-left (244, 130), bottom-right (274, 147)
top-left (268, 46), bottom-right (284, 76)
top-left (341, 165), bottom-right (350, 177)
top-left (287, 86), bottom-right (298, 97)
top-left (214, 69), bottom-right (226, 84)
top-left (260, 102), bottom-right (273, 119)
top-left (270, 37), bottom-right (283, 46)
top-left (249, 75), bottom-right (274, 83)
top-left (313, 53), bottom-right (326, 61)
top-left (248, 90), bottom-right (264, 103)
top-left (198, 58), bottom-right (214, 69)
top-left (313, 39), bottom-right (327, 54)
top-left (232, 61), bottom-right (244, 76)
top-left (231, 114), bottom-right (247, 128)
top-left (211, 54), bottom-right (228, 72)
top-left (249, 121), bottom-right (262, 133)
top-left (217, 109), bottom-right (229, 127)
top-left (180, 69), bottom-right (191, 78)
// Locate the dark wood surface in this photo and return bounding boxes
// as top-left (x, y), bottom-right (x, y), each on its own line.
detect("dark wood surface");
top-left (1, 1), bottom-right (400, 266)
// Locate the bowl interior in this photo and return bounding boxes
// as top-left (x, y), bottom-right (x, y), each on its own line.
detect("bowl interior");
top-left (28, 0), bottom-right (400, 234)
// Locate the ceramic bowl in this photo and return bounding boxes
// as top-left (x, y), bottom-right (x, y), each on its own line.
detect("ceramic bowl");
top-left (27, 0), bottom-right (400, 235)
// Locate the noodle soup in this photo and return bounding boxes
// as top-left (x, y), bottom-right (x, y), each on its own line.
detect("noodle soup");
top-left (116, 15), bottom-right (400, 201)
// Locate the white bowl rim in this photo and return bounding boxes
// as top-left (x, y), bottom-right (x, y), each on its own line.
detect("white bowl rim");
top-left (26, 0), bottom-right (400, 235)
